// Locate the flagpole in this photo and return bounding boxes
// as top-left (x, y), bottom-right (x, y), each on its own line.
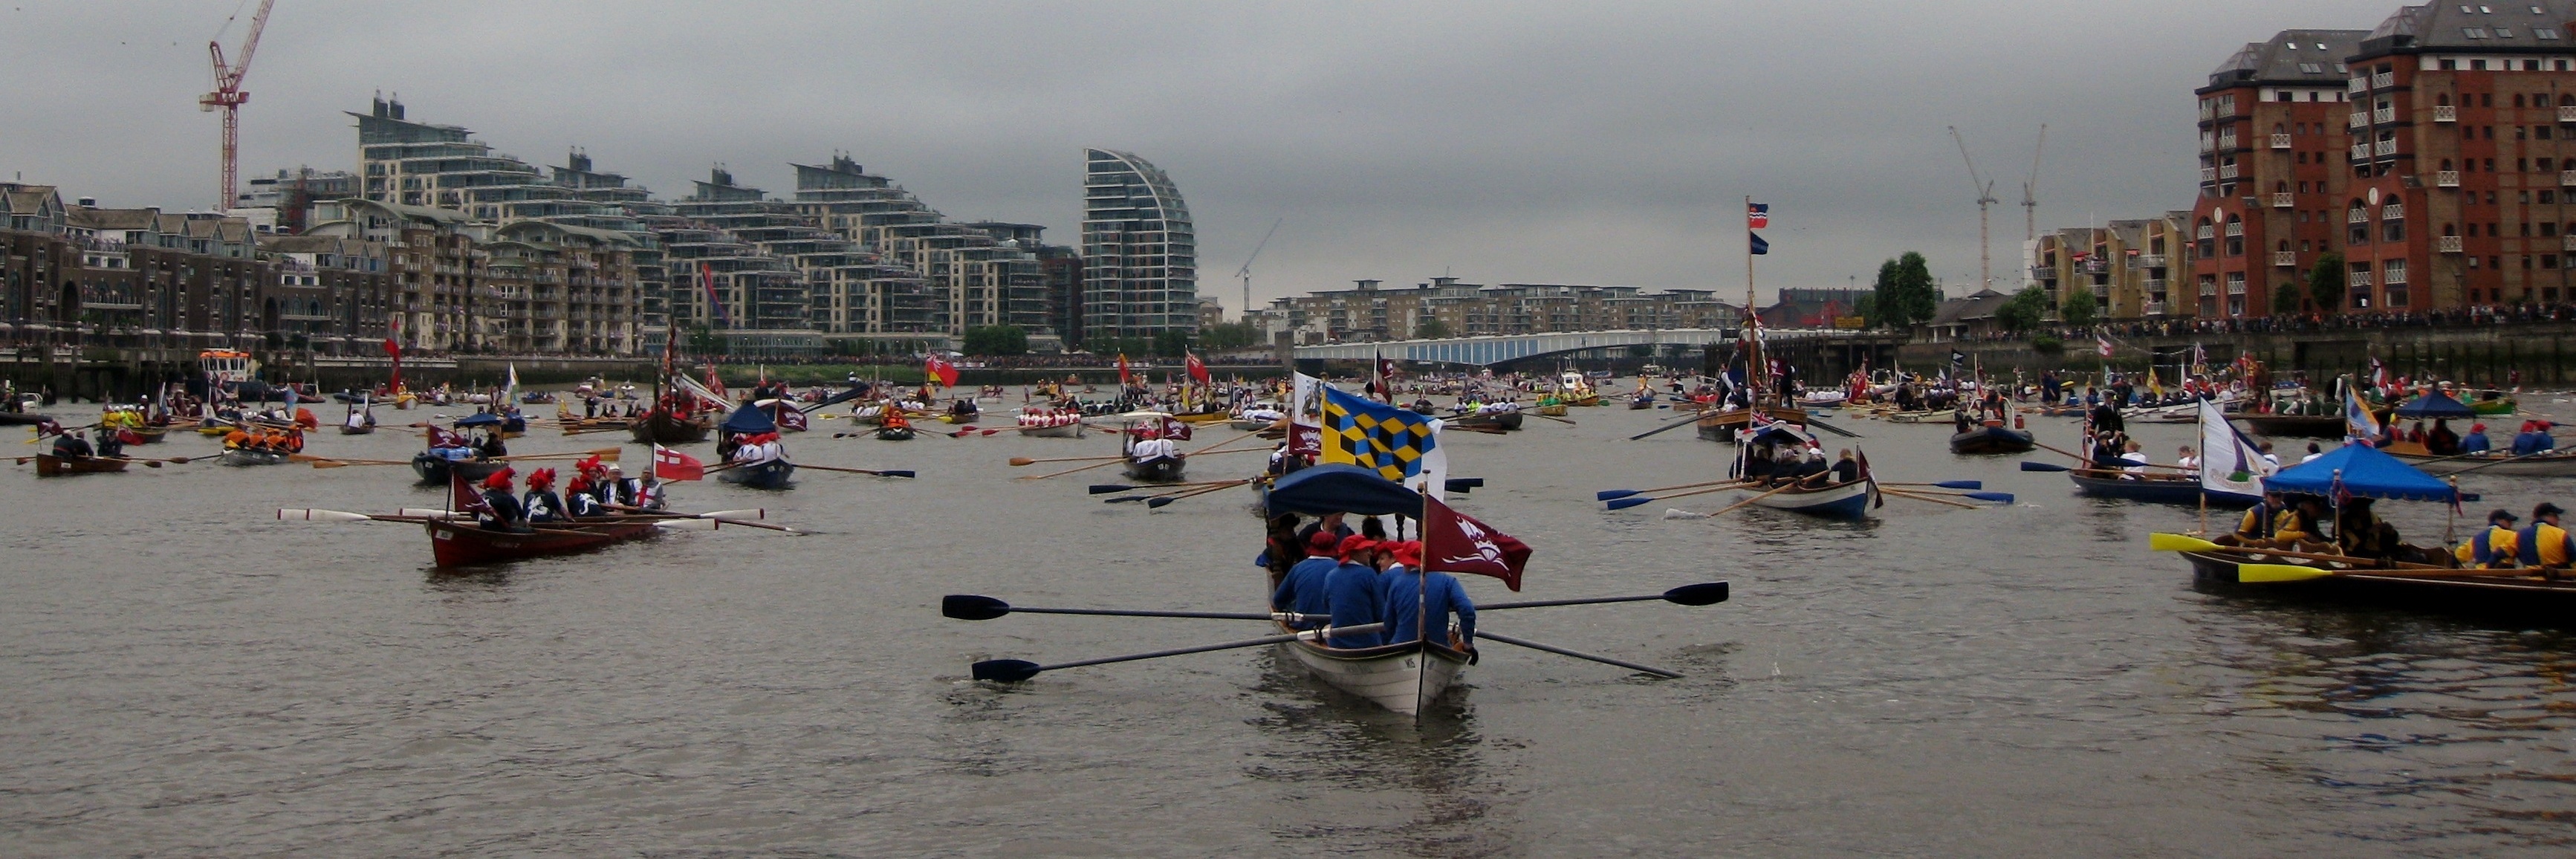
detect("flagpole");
top-left (1744, 195), bottom-right (1760, 406)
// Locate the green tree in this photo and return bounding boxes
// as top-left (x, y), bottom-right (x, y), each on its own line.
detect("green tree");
top-left (1414, 317), bottom-right (1452, 340)
top-left (686, 325), bottom-right (728, 356)
top-left (1854, 294), bottom-right (1880, 328)
top-left (2306, 252), bottom-right (2346, 313)
top-left (961, 325), bottom-right (1028, 357)
top-left (1197, 321), bottom-right (1263, 350)
top-left (1870, 251), bottom-right (1940, 329)
top-left (1996, 285), bottom-right (2048, 332)
top-left (1152, 329), bottom-right (1193, 357)
top-left (2058, 285), bottom-right (2098, 328)
top-left (2271, 282), bottom-right (2300, 315)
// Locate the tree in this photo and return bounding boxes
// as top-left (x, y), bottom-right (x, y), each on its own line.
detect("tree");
top-left (1414, 317), bottom-right (1452, 340)
top-left (961, 325), bottom-right (1028, 357)
top-left (2271, 282), bottom-right (2300, 315)
top-left (686, 325), bottom-right (728, 356)
top-left (1152, 329), bottom-right (1193, 357)
top-left (1996, 285), bottom-right (2048, 332)
top-left (1197, 321), bottom-right (1263, 351)
top-left (1870, 251), bottom-right (1941, 329)
top-left (2059, 285), bottom-right (2098, 328)
top-left (2306, 252), bottom-right (2346, 313)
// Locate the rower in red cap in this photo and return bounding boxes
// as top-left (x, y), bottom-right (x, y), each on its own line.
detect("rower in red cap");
top-left (476, 467), bottom-right (530, 532)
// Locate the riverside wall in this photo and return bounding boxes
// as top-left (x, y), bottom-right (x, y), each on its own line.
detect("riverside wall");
top-left (1895, 322), bottom-right (2576, 386)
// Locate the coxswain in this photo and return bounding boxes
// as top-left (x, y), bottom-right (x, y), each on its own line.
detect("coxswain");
top-left (522, 468), bottom-right (568, 524)
top-left (632, 474), bottom-right (667, 511)
top-left (602, 464), bottom-right (640, 508)
top-left (2118, 440), bottom-right (2150, 479)
top-left (1740, 444), bottom-right (1775, 485)
top-left (1271, 530), bottom-right (1342, 629)
top-left (1378, 540), bottom-right (1476, 653)
top-left (2514, 502), bottom-right (2576, 575)
top-left (476, 469), bottom-right (530, 533)
top-left (1323, 535), bottom-right (1386, 648)
top-left (1831, 449), bottom-right (1860, 484)
top-left (2456, 508), bottom-right (2522, 569)
top-left (93, 427), bottom-right (125, 459)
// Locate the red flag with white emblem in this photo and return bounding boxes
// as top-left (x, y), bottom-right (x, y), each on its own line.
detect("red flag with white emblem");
top-left (1421, 496), bottom-right (1531, 591)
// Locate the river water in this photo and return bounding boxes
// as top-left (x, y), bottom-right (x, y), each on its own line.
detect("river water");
top-left (4, 401), bottom-right (2573, 856)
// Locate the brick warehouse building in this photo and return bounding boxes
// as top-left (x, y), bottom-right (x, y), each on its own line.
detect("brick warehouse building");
top-left (2193, 28), bottom-right (2366, 318)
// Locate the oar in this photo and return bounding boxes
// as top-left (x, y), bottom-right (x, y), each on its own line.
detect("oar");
top-left (2446, 448), bottom-right (2565, 475)
top-left (2145, 532), bottom-right (2447, 570)
top-left (1146, 480), bottom-right (1251, 508)
top-left (794, 463), bottom-right (916, 478)
top-left (1804, 418), bottom-right (1861, 438)
top-left (1089, 479), bottom-right (1237, 495)
top-left (1010, 453), bottom-right (1123, 467)
top-left (1890, 488), bottom-right (2015, 504)
top-left (1878, 487), bottom-right (1978, 508)
top-left (1473, 631), bottom-right (1683, 678)
top-left (2019, 461), bottom-right (2072, 472)
top-left (969, 622), bottom-right (1389, 682)
top-left (1598, 478), bottom-right (1739, 501)
top-left (306, 457), bottom-right (416, 467)
top-left (276, 508), bottom-right (432, 524)
top-left (941, 594), bottom-right (1282, 621)
top-left (1696, 482), bottom-right (1806, 516)
top-left (1606, 482), bottom-right (1750, 510)
top-left (1474, 582), bottom-right (1729, 610)
top-left (1883, 480), bottom-right (1982, 490)
top-left (943, 427), bottom-right (1005, 438)
top-left (1019, 458), bottom-right (1128, 481)
top-left (1627, 412), bottom-right (1704, 441)
top-left (494, 447), bottom-right (623, 462)
top-left (1530, 412), bottom-right (1578, 426)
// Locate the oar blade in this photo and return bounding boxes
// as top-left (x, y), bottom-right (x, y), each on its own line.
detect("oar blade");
top-left (1008, 457), bottom-right (1036, 467)
top-left (1146, 496), bottom-right (1178, 509)
top-left (1964, 491), bottom-right (2016, 504)
top-left (654, 517), bottom-right (719, 531)
top-left (1933, 480), bottom-right (1982, 490)
top-left (971, 659), bottom-right (1044, 682)
top-left (1661, 582), bottom-right (1730, 606)
top-left (2147, 532), bottom-right (2217, 553)
top-left (1594, 489), bottom-right (1642, 501)
top-left (2018, 461), bottom-right (2071, 473)
top-left (878, 470), bottom-right (916, 479)
top-left (2236, 563), bottom-right (2332, 583)
top-left (277, 508), bottom-right (370, 522)
top-left (701, 508), bottom-right (765, 520)
top-left (1604, 496), bottom-right (1657, 510)
top-left (941, 594), bottom-right (1011, 620)
top-left (1087, 484), bottom-right (1135, 495)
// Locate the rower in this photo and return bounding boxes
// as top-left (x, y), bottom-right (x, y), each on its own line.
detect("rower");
top-left (1323, 535), bottom-right (1386, 648)
top-left (2514, 503), bottom-right (2576, 576)
top-left (2118, 440), bottom-right (2150, 479)
top-left (523, 468), bottom-right (568, 524)
top-left (565, 471), bottom-right (607, 518)
top-left (2456, 508), bottom-right (2522, 569)
top-left (476, 469), bottom-right (531, 533)
top-left (1794, 447), bottom-right (1831, 487)
top-left (2216, 490), bottom-right (2288, 547)
top-left (1830, 449), bottom-right (1860, 484)
top-left (1271, 530), bottom-right (1341, 630)
top-left (51, 428), bottom-right (94, 458)
top-left (2462, 422), bottom-right (2493, 454)
top-left (1378, 540), bottom-right (1476, 653)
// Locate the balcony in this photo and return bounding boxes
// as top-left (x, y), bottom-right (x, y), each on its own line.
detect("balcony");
top-left (2375, 140), bottom-right (2398, 157)
top-left (2373, 106), bottom-right (2396, 124)
top-left (2563, 169), bottom-right (2576, 187)
top-left (2385, 266), bottom-right (2409, 285)
top-left (2142, 277), bottom-right (2167, 292)
top-left (2565, 234), bottom-right (2576, 252)
top-left (2228, 279), bottom-right (2249, 295)
top-left (2135, 253), bottom-right (2167, 268)
top-left (2372, 71), bottom-right (2394, 88)
top-left (2271, 133), bottom-right (2292, 149)
top-left (2275, 251), bottom-right (2299, 267)
top-left (2219, 163), bottom-right (2240, 180)
top-left (2349, 272), bottom-right (2375, 288)
top-left (2349, 77), bottom-right (2368, 94)
top-left (2200, 167), bottom-right (2218, 183)
top-left (2225, 221), bottom-right (2244, 236)
top-left (2349, 112), bottom-right (2369, 129)
top-left (2562, 106), bottom-right (2576, 123)
top-left (2435, 105), bottom-right (2457, 122)
top-left (2196, 225), bottom-right (2215, 239)
top-left (2349, 209), bottom-right (2371, 224)
top-left (2201, 282), bottom-right (2220, 296)
top-left (2274, 192), bottom-right (2295, 208)
top-left (2439, 170), bottom-right (2461, 187)
top-left (2219, 133), bottom-right (2239, 149)
top-left (2029, 265), bottom-right (2054, 279)
top-left (2352, 143), bottom-right (2372, 160)
top-left (2382, 203), bottom-right (2404, 220)
top-left (2144, 300), bottom-right (2168, 316)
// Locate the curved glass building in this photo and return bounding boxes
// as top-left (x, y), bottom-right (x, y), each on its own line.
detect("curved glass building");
top-left (1081, 149), bottom-right (1196, 342)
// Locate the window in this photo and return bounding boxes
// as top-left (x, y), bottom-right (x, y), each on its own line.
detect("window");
top-left (2466, 28), bottom-right (2490, 39)
top-left (2444, 58), bottom-right (2461, 70)
top-left (2546, 222), bottom-right (2560, 236)
top-left (2520, 126), bottom-right (2532, 140)
top-left (2547, 191), bottom-right (2560, 204)
top-left (2498, 27), bottom-right (2517, 39)
top-left (2300, 62), bottom-right (2324, 74)
top-left (2545, 157), bottom-right (2559, 170)
top-left (2518, 94), bottom-right (2528, 108)
top-left (2543, 126), bottom-right (2555, 140)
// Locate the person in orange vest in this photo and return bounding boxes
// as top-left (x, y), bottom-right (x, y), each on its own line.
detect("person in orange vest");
top-left (2456, 508), bottom-right (2522, 569)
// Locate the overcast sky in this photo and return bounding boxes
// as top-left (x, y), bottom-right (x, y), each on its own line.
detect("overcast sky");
top-left (4, 1), bottom-right (2384, 309)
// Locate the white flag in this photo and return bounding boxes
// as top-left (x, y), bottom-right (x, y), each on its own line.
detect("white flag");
top-left (2198, 398), bottom-right (2269, 496)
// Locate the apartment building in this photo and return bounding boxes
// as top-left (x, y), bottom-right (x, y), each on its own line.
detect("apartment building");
top-left (2193, 29), bottom-right (2367, 317)
top-left (2031, 213), bottom-right (2193, 319)
top-left (1270, 277), bottom-right (1742, 345)
top-left (261, 233), bottom-right (395, 354)
top-left (1083, 149), bottom-right (1196, 341)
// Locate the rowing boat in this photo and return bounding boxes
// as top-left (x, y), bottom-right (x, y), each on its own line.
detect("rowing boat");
top-left (34, 453), bottom-right (128, 476)
top-left (2067, 469), bottom-right (2259, 506)
top-left (877, 424), bottom-right (915, 441)
top-left (2233, 413), bottom-right (2349, 438)
top-left (1881, 409), bottom-right (1956, 424)
top-left (128, 425), bottom-right (169, 444)
top-left (220, 447), bottom-right (291, 467)
top-left (1125, 454), bottom-right (1187, 483)
top-left (1947, 424), bottom-right (2035, 455)
top-left (630, 409), bottom-right (712, 444)
top-left (1736, 477), bottom-right (1877, 519)
top-left (412, 454), bottom-right (505, 487)
top-left (1535, 403), bottom-right (1569, 417)
top-left (1696, 406), bottom-right (1806, 441)
top-left (1017, 422), bottom-right (1083, 438)
top-left (1449, 410), bottom-right (1525, 431)
top-left (2386, 449), bottom-right (2576, 477)
top-left (2178, 549), bottom-right (2576, 619)
top-left (425, 519), bottom-right (663, 568)
top-left (1276, 621), bottom-right (1470, 717)
top-left (717, 459), bottom-right (797, 490)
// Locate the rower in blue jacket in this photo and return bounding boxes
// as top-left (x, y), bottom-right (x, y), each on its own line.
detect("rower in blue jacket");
top-left (1323, 535), bottom-right (1386, 648)
top-left (1270, 531), bottom-right (1341, 629)
top-left (1377, 540), bottom-right (1477, 652)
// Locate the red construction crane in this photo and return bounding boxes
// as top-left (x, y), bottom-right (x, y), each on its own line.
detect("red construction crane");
top-left (200, 0), bottom-right (276, 211)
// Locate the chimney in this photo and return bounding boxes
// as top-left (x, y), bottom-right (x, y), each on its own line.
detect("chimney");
top-left (389, 98), bottom-right (404, 120)
top-left (372, 97), bottom-right (387, 117)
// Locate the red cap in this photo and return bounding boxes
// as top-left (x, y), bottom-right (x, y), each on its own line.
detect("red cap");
top-left (527, 468), bottom-right (554, 490)
top-left (1336, 534), bottom-right (1378, 560)
top-left (1305, 530), bottom-right (1340, 554)
top-left (481, 467), bottom-right (516, 490)
top-left (1392, 540), bottom-right (1424, 567)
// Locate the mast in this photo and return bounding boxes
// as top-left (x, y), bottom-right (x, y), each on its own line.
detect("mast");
top-left (1744, 195), bottom-right (1762, 405)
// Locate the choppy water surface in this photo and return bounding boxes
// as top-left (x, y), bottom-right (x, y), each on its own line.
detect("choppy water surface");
top-left (4, 405), bottom-right (2573, 856)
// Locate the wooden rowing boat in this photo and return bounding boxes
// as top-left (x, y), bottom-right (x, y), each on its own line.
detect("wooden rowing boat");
top-left (425, 519), bottom-right (662, 568)
top-left (1736, 477), bottom-right (1877, 519)
top-left (717, 459), bottom-right (797, 490)
top-left (412, 454), bottom-right (505, 487)
top-left (1881, 409), bottom-right (1956, 424)
top-left (2385, 449), bottom-right (2576, 477)
top-left (1124, 454), bottom-right (1187, 483)
top-left (1017, 422), bottom-right (1083, 438)
top-left (630, 409), bottom-right (712, 444)
top-left (2067, 470), bottom-right (2259, 506)
top-left (1695, 406), bottom-right (1807, 441)
top-left (877, 424), bottom-right (915, 441)
top-left (128, 425), bottom-right (168, 444)
top-left (2178, 549), bottom-right (2576, 620)
top-left (220, 447), bottom-right (291, 467)
top-left (1276, 621), bottom-right (1470, 717)
top-left (1448, 410), bottom-right (1525, 431)
top-left (34, 453), bottom-right (128, 476)
top-left (1947, 424), bottom-right (2035, 455)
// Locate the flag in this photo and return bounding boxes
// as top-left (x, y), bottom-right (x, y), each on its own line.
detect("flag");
top-left (2197, 398), bottom-right (2270, 497)
top-left (1288, 372), bottom-right (1325, 457)
top-left (2147, 368), bottom-right (2164, 399)
top-left (1321, 386), bottom-right (1438, 483)
top-left (1749, 232), bottom-right (1770, 255)
top-left (502, 363), bottom-right (519, 409)
top-left (2343, 389), bottom-right (2382, 442)
top-left (383, 315), bottom-right (402, 357)
top-left (1948, 349), bottom-right (1967, 372)
top-left (2369, 356), bottom-right (2386, 388)
top-left (1185, 351), bottom-right (1210, 385)
top-left (701, 262), bottom-right (731, 328)
top-left (1746, 202), bottom-right (1770, 229)
top-left (654, 444), bottom-right (706, 481)
top-left (704, 363), bottom-right (729, 404)
top-left (2096, 334), bottom-right (2114, 357)
top-left (2190, 343), bottom-right (2207, 372)
top-left (1365, 350), bottom-right (1390, 401)
top-left (1117, 353), bottom-right (1132, 385)
top-left (1421, 495), bottom-right (1531, 591)
top-left (925, 354), bottom-right (959, 387)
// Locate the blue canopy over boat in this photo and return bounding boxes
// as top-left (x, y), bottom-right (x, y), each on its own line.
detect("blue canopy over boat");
top-left (452, 412), bottom-right (504, 427)
top-left (2263, 442), bottom-right (2459, 503)
top-left (2392, 392), bottom-right (2476, 418)
top-left (718, 401), bottom-right (776, 435)
top-left (1265, 464), bottom-right (1423, 516)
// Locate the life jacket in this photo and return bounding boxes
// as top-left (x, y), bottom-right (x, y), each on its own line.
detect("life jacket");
top-left (2236, 502), bottom-right (2278, 539)
top-left (2461, 525), bottom-right (2520, 568)
top-left (2516, 522), bottom-right (2575, 567)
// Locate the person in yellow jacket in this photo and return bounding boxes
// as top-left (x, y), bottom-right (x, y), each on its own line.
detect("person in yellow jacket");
top-left (2515, 503), bottom-right (2576, 573)
top-left (2456, 508), bottom-right (2523, 568)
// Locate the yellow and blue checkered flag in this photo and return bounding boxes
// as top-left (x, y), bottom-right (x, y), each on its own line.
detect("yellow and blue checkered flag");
top-left (1321, 387), bottom-right (1438, 482)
